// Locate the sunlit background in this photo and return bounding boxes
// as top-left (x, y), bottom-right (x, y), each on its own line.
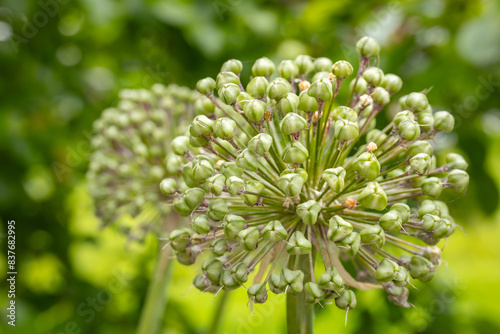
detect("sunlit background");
top-left (1, 0), bottom-right (500, 333)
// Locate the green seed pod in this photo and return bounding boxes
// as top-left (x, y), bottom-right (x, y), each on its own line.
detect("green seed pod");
top-left (177, 249), bottom-right (197, 266)
top-left (381, 73), bottom-right (403, 94)
top-left (237, 227), bottom-right (260, 251)
top-left (360, 225), bottom-right (386, 249)
top-left (410, 153), bottom-right (431, 175)
top-left (332, 106), bottom-right (357, 122)
top-left (202, 258), bottom-right (223, 283)
top-left (332, 60), bottom-right (354, 79)
top-left (405, 92), bottom-right (429, 112)
top-left (243, 99), bottom-right (267, 122)
top-left (278, 60), bottom-right (299, 80)
top-left (223, 214), bottom-right (246, 239)
top-left (286, 231), bottom-right (312, 255)
top-left (278, 93), bottom-right (300, 114)
top-left (252, 57), bottom-right (275, 77)
top-left (207, 199), bottom-right (229, 221)
top-left (305, 282), bottom-right (326, 304)
top-left (295, 55), bottom-right (314, 75)
top-left (213, 117), bottom-right (236, 140)
top-left (390, 203), bottom-right (411, 224)
top-left (335, 289), bottom-right (357, 310)
top-left (173, 197), bottom-right (193, 216)
top-left (393, 110), bottom-right (415, 126)
top-left (379, 210), bottom-right (403, 234)
top-left (278, 173), bottom-right (305, 197)
top-left (307, 78), bottom-right (333, 101)
top-left (334, 119), bottom-right (359, 140)
top-left (322, 167), bottom-right (346, 193)
top-left (317, 267), bottom-right (344, 294)
top-left (191, 214), bottom-right (211, 234)
top-left (193, 274), bottom-right (214, 292)
top-left (160, 178), bottom-right (177, 195)
top-left (236, 148), bottom-right (260, 172)
top-left (447, 169), bottom-right (469, 193)
top-left (327, 215), bottom-right (353, 242)
top-left (371, 87), bottom-right (390, 106)
top-left (296, 200), bottom-right (321, 225)
top-left (433, 111), bottom-right (455, 132)
top-left (269, 272), bottom-right (287, 294)
top-left (246, 76), bottom-right (269, 99)
top-left (356, 36), bottom-right (380, 58)
top-left (216, 71), bottom-right (240, 90)
top-left (184, 187), bottom-right (205, 209)
top-left (231, 263), bottom-right (248, 284)
top-left (408, 140), bottom-right (433, 157)
top-left (354, 152), bottom-right (381, 180)
top-left (190, 115), bottom-right (214, 137)
top-left (262, 220), bottom-right (287, 241)
top-left (169, 228), bottom-right (191, 251)
top-left (281, 168), bottom-right (309, 183)
top-left (192, 158), bottom-right (214, 182)
top-left (433, 216), bottom-right (455, 238)
top-left (446, 153), bottom-right (468, 171)
top-left (350, 77), bottom-right (368, 95)
top-left (241, 180), bottom-right (264, 205)
top-left (418, 111), bottom-right (434, 132)
top-left (203, 174), bottom-right (226, 196)
top-left (314, 57), bottom-right (333, 72)
top-left (298, 89), bottom-right (319, 112)
top-left (247, 133), bottom-right (273, 156)
top-left (194, 96), bottom-right (215, 116)
top-left (247, 283), bottom-right (268, 304)
top-left (282, 141), bottom-right (309, 164)
top-left (282, 268), bottom-right (305, 293)
top-left (226, 176), bottom-right (245, 195)
top-left (221, 270), bottom-right (240, 290)
top-left (362, 67), bottom-right (384, 87)
top-left (418, 199), bottom-right (440, 218)
top-left (393, 265), bottom-right (410, 286)
top-left (422, 214), bottom-right (443, 231)
top-left (421, 177), bottom-right (443, 198)
top-left (210, 238), bottom-right (228, 257)
top-left (218, 83), bottom-right (241, 105)
top-left (235, 92), bottom-right (254, 110)
top-left (409, 255), bottom-right (434, 281)
top-left (358, 182), bottom-right (387, 211)
top-left (189, 134), bottom-right (210, 148)
top-left (220, 162), bottom-right (244, 179)
top-left (221, 59), bottom-right (243, 74)
top-left (280, 112), bottom-right (308, 136)
top-left (398, 119), bottom-right (421, 141)
top-left (375, 258), bottom-right (399, 282)
top-left (337, 232), bottom-right (361, 256)
top-left (196, 77), bottom-right (216, 95)
top-left (267, 78), bottom-right (291, 100)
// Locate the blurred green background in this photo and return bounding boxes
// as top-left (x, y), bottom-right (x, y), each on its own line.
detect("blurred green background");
top-left (1, 0), bottom-right (500, 333)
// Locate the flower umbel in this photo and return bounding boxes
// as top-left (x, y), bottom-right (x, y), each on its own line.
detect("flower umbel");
top-left (162, 39), bottom-right (469, 310)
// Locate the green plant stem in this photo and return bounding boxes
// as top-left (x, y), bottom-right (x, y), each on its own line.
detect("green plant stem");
top-left (208, 290), bottom-right (230, 334)
top-left (286, 254), bottom-right (315, 334)
top-left (136, 246), bottom-right (174, 334)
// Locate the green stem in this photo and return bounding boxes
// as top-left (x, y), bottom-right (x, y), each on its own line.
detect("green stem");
top-left (286, 254), bottom-right (315, 334)
top-left (136, 246), bottom-right (174, 334)
top-left (208, 290), bottom-right (230, 334)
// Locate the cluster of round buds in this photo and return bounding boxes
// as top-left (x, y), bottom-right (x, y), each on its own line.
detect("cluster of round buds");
top-left (162, 36), bottom-right (469, 310)
top-left (87, 84), bottom-right (197, 241)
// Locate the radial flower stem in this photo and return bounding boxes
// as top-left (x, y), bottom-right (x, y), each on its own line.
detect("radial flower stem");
top-left (287, 254), bottom-right (315, 334)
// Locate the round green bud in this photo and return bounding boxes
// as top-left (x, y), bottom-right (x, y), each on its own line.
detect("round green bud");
top-left (307, 78), bottom-right (333, 101)
top-left (327, 215), bottom-right (353, 242)
top-left (160, 178), bottom-right (177, 195)
top-left (409, 255), bottom-right (434, 280)
top-left (282, 268), bottom-right (305, 293)
top-left (332, 60), bottom-right (354, 79)
top-left (184, 187), bottom-right (205, 209)
top-left (405, 92), bottom-right (429, 112)
top-left (375, 258), bottom-right (398, 282)
top-left (236, 148), bottom-right (259, 172)
top-left (262, 220), bottom-right (287, 241)
top-left (169, 228), bottom-right (191, 251)
top-left (243, 99), bottom-right (267, 122)
top-left (332, 106), bottom-right (357, 122)
top-left (177, 250), bottom-right (197, 266)
top-left (360, 225), bottom-right (386, 249)
top-left (379, 210), bottom-right (403, 234)
top-left (220, 161), bottom-right (244, 179)
top-left (282, 141), bottom-right (309, 164)
top-left (399, 119), bottom-right (421, 141)
top-left (189, 134), bottom-right (209, 148)
top-left (231, 263), bottom-right (248, 284)
top-left (246, 76), bottom-right (269, 99)
top-left (408, 140), bottom-right (433, 157)
top-left (358, 182), bottom-right (387, 211)
top-left (447, 169), bottom-right (469, 193)
top-left (252, 57), bottom-right (275, 77)
top-left (207, 198), bottom-right (229, 221)
top-left (194, 96), bottom-right (215, 116)
top-left (446, 153), bottom-right (468, 171)
top-left (350, 77), bottom-right (368, 95)
top-left (213, 117), bottom-right (236, 140)
top-left (216, 71), bottom-right (240, 90)
top-left (393, 110), bottom-right (415, 126)
top-left (393, 265), bottom-right (410, 286)
top-left (193, 274), bottom-right (212, 291)
top-left (381, 73), bottom-right (403, 94)
top-left (226, 176), bottom-right (245, 195)
top-left (371, 87), bottom-right (390, 105)
top-left (337, 232), bottom-right (361, 256)
top-left (314, 57), bottom-right (333, 72)
top-left (362, 67), bottom-right (384, 86)
top-left (190, 115), bottom-right (214, 137)
top-left (317, 267), bottom-right (344, 293)
top-left (247, 283), bottom-right (268, 304)
top-left (247, 133), bottom-right (273, 156)
top-left (277, 60), bottom-right (299, 80)
top-left (202, 258), bottom-right (223, 283)
top-left (422, 177), bottom-right (443, 198)
top-left (390, 203), bottom-right (410, 224)
top-left (221, 59), bottom-right (243, 74)
top-left (278, 173), bottom-right (305, 197)
top-left (192, 158), bottom-right (214, 182)
top-left (296, 200), bottom-right (321, 225)
top-left (280, 112), bottom-right (308, 136)
top-left (305, 282), bottom-right (326, 304)
top-left (422, 213), bottom-right (443, 232)
top-left (354, 152), bottom-right (381, 180)
top-left (223, 214), bottom-right (246, 239)
top-left (356, 36), bottom-right (380, 58)
top-left (218, 83), bottom-right (241, 105)
top-left (281, 168), bottom-right (308, 183)
top-left (322, 167), bottom-right (346, 193)
top-left (173, 197), bottom-right (193, 216)
top-left (237, 227), bottom-right (260, 251)
top-left (269, 273), bottom-right (287, 294)
top-left (433, 111), bottom-right (455, 132)
top-left (267, 78), bottom-right (291, 100)
top-left (171, 135), bottom-right (190, 156)
top-left (278, 93), bottom-right (300, 114)
top-left (286, 231), bottom-right (312, 255)
top-left (334, 119), bottom-right (359, 140)
top-left (196, 77), bottom-right (216, 95)
top-left (418, 111), bottom-right (434, 132)
top-left (236, 92), bottom-right (254, 110)
top-left (221, 270), bottom-right (239, 290)
top-left (295, 55), bottom-right (314, 75)
top-left (410, 153), bottom-right (431, 175)
top-left (418, 199), bottom-right (441, 218)
top-left (191, 214), bottom-right (211, 234)
top-left (298, 90), bottom-right (319, 112)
